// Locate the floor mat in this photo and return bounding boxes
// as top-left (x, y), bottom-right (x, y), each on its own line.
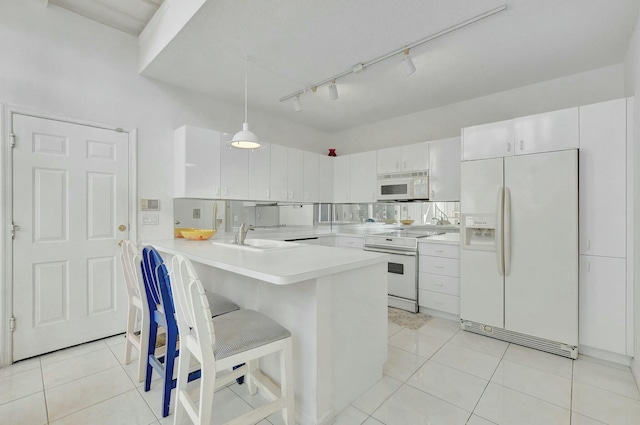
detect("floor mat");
top-left (388, 307), bottom-right (431, 330)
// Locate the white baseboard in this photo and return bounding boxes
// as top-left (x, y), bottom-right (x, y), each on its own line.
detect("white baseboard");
top-left (579, 345), bottom-right (632, 367)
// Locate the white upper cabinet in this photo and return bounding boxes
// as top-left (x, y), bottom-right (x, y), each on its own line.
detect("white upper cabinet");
top-left (219, 134), bottom-right (249, 200)
top-left (303, 151), bottom-right (319, 202)
top-left (174, 125), bottom-right (221, 198)
top-left (462, 119), bottom-right (514, 161)
top-left (248, 145), bottom-right (271, 201)
top-left (376, 147), bottom-right (402, 174)
top-left (333, 155), bottom-right (351, 203)
top-left (350, 151), bottom-right (377, 203)
top-left (429, 137), bottom-right (461, 201)
top-left (401, 142), bottom-right (429, 172)
top-left (377, 143), bottom-right (429, 174)
top-left (270, 144), bottom-right (289, 202)
top-left (318, 155), bottom-right (334, 203)
top-left (579, 99), bottom-right (626, 258)
top-left (287, 148), bottom-right (304, 202)
top-left (514, 107), bottom-right (578, 155)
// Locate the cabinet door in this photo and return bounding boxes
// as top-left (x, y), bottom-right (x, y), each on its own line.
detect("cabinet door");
top-left (174, 125), bottom-right (221, 198)
top-left (219, 141), bottom-right (248, 200)
top-left (462, 119), bottom-right (514, 161)
top-left (579, 255), bottom-right (626, 354)
top-left (350, 151), bottom-right (377, 203)
top-left (248, 145), bottom-right (271, 201)
top-left (579, 99), bottom-right (626, 258)
top-left (318, 155), bottom-right (334, 203)
top-left (402, 142), bottom-right (429, 171)
top-left (333, 155), bottom-right (351, 203)
top-left (514, 107), bottom-right (578, 155)
top-left (429, 137), bottom-right (460, 201)
top-left (303, 151), bottom-right (319, 202)
top-left (270, 144), bottom-right (288, 201)
top-left (287, 148), bottom-right (304, 202)
top-left (376, 147), bottom-right (402, 174)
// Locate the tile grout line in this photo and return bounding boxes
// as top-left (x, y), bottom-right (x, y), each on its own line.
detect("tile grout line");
top-left (38, 356), bottom-right (51, 425)
top-left (47, 388), bottom-right (143, 424)
top-left (466, 341), bottom-right (511, 421)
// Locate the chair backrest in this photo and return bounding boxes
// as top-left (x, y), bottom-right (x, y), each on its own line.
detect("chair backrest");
top-left (120, 240), bottom-right (142, 300)
top-left (170, 254), bottom-right (216, 352)
top-left (141, 246), bottom-right (177, 328)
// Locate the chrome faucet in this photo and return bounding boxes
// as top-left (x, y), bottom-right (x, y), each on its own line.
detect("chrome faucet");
top-left (236, 222), bottom-right (254, 245)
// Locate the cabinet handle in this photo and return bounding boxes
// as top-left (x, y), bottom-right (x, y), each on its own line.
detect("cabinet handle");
top-left (282, 191), bottom-right (287, 198)
top-left (435, 265), bottom-right (444, 269)
top-left (265, 189), bottom-right (270, 198)
top-left (403, 161), bottom-right (407, 169)
top-left (507, 142), bottom-right (512, 152)
top-left (435, 283), bottom-right (444, 287)
top-left (431, 189), bottom-right (435, 198)
top-left (304, 192), bottom-right (308, 200)
top-left (395, 162), bottom-right (400, 170)
top-left (222, 187), bottom-right (228, 196)
top-left (434, 249), bottom-right (444, 253)
top-left (435, 301), bottom-right (444, 305)
top-left (586, 239), bottom-right (591, 250)
top-left (519, 140), bottom-right (524, 150)
top-left (586, 261), bottom-right (591, 272)
top-left (289, 191), bottom-right (293, 199)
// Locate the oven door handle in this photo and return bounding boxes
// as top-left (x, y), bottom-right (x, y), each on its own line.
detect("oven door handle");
top-left (364, 248), bottom-right (418, 256)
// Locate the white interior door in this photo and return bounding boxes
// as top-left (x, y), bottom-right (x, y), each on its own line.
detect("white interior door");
top-left (504, 150), bottom-right (578, 345)
top-left (12, 114), bottom-right (130, 361)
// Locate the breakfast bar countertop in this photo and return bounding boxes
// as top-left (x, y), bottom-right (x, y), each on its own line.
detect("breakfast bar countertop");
top-left (148, 238), bottom-right (388, 285)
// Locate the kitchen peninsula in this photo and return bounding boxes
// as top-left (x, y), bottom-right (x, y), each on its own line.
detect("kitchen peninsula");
top-left (149, 238), bottom-right (389, 425)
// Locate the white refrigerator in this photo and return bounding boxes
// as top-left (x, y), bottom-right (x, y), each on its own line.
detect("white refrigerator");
top-left (460, 149), bottom-right (579, 358)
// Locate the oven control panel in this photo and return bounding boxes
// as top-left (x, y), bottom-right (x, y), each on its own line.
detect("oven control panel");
top-left (364, 235), bottom-right (418, 251)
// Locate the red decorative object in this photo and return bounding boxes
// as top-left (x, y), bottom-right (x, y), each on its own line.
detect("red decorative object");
top-left (328, 148), bottom-right (337, 157)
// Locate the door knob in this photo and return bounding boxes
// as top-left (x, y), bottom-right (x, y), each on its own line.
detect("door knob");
top-left (118, 240), bottom-right (123, 247)
top-left (118, 224), bottom-right (127, 231)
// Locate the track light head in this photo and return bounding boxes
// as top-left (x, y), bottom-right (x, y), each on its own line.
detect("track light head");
top-left (293, 95), bottom-right (302, 112)
top-left (328, 80), bottom-right (339, 100)
top-left (401, 49), bottom-right (416, 76)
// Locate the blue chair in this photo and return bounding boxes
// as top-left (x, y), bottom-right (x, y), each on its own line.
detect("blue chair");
top-left (140, 246), bottom-right (240, 417)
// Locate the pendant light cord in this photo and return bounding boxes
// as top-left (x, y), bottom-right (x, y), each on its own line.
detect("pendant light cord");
top-left (244, 56), bottom-right (248, 123)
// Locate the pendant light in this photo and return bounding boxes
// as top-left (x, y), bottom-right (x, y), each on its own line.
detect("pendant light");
top-left (230, 57), bottom-right (261, 149)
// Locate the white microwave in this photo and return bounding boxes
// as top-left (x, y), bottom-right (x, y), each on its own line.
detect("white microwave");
top-left (377, 173), bottom-right (429, 201)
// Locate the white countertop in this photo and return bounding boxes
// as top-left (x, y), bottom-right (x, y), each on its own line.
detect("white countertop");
top-left (149, 238), bottom-right (388, 285)
top-left (418, 232), bottom-right (461, 245)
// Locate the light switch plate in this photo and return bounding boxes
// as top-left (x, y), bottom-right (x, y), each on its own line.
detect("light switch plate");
top-left (142, 213), bottom-right (159, 225)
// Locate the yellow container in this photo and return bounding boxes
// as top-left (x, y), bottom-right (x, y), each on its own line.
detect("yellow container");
top-left (180, 229), bottom-right (216, 240)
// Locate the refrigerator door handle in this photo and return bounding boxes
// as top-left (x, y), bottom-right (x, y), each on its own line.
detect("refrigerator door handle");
top-left (496, 187), bottom-right (505, 276)
top-left (504, 187), bottom-right (512, 276)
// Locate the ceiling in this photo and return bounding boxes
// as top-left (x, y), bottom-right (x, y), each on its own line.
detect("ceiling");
top-left (47, 0), bottom-right (162, 36)
top-left (50, 1), bottom-right (640, 133)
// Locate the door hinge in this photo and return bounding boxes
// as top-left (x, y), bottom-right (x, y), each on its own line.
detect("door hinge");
top-left (10, 317), bottom-right (15, 332)
top-left (9, 133), bottom-right (15, 148)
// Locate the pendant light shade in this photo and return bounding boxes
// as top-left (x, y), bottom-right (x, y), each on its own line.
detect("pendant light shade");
top-left (229, 57), bottom-right (261, 149)
top-left (401, 49), bottom-right (416, 76)
top-left (230, 123), bottom-right (260, 149)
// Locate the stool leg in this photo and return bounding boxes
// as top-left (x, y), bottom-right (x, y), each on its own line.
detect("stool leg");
top-left (137, 310), bottom-right (150, 383)
top-left (145, 319), bottom-right (158, 392)
top-left (162, 332), bottom-right (178, 417)
top-left (246, 360), bottom-right (258, 395)
top-left (124, 304), bottom-right (136, 365)
top-left (281, 339), bottom-right (295, 425)
top-left (173, 347), bottom-right (191, 425)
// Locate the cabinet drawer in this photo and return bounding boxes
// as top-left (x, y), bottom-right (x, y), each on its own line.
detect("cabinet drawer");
top-left (337, 236), bottom-right (364, 249)
top-left (419, 273), bottom-right (459, 296)
top-left (419, 256), bottom-right (459, 277)
top-left (419, 290), bottom-right (460, 315)
top-left (419, 243), bottom-right (459, 258)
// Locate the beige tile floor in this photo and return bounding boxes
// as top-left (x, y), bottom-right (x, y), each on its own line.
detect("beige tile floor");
top-left (1, 317), bottom-right (640, 424)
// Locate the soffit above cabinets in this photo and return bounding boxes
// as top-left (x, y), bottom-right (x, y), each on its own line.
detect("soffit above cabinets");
top-left (47, 0), bottom-right (162, 36)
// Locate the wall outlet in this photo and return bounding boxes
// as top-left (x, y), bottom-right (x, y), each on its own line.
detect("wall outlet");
top-left (193, 208), bottom-right (201, 219)
top-left (142, 213), bottom-right (159, 225)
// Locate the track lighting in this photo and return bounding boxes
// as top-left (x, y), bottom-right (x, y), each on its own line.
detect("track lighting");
top-left (292, 95), bottom-right (302, 112)
top-left (328, 80), bottom-right (339, 100)
top-left (401, 49), bottom-right (416, 76)
top-left (279, 5), bottom-right (507, 104)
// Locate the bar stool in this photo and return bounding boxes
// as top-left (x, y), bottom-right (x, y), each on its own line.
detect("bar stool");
top-left (170, 254), bottom-right (295, 425)
top-left (120, 240), bottom-right (148, 382)
top-left (140, 246), bottom-right (240, 417)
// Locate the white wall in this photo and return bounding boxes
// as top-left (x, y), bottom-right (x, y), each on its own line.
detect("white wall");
top-left (330, 65), bottom-right (626, 154)
top-left (624, 12), bottom-right (640, 387)
top-left (0, 0), bottom-right (330, 241)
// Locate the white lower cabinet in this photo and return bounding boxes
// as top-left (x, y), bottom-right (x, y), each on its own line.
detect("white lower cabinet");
top-left (579, 255), bottom-right (626, 355)
top-left (336, 235), bottom-right (364, 249)
top-left (418, 242), bottom-right (460, 315)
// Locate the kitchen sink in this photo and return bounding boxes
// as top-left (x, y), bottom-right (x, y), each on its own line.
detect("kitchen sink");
top-left (212, 239), bottom-right (302, 251)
